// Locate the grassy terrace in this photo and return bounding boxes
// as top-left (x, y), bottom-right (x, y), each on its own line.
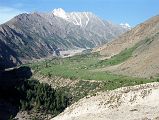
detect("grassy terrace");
top-left (29, 49), bottom-right (156, 90)
top-left (93, 38), bottom-right (150, 67)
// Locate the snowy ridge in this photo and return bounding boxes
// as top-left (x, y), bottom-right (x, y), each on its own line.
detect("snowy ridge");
top-left (52, 8), bottom-right (92, 27)
top-left (52, 8), bottom-right (131, 31)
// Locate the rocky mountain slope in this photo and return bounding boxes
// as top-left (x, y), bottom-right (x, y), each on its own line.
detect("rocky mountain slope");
top-left (0, 8), bottom-right (127, 68)
top-left (94, 15), bottom-right (159, 78)
top-left (52, 82), bottom-right (159, 120)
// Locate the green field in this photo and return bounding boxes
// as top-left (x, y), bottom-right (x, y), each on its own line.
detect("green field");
top-left (29, 50), bottom-right (156, 91)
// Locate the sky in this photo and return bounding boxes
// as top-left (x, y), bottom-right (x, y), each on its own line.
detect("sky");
top-left (0, 0), bottom-right (159, 27)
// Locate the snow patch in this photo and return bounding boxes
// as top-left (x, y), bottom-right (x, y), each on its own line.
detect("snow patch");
top-left (84, 12), bottom-right (90, 27)
top-left (120, 23), bottom-right (131, 29)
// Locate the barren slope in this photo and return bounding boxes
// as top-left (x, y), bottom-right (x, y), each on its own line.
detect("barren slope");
top-left (94, 15), bottom-right (159, 78)
top-left (95, 15), bottom-right (159, 57)
top-left (52, 82), bottom-right (159, 120)
top-left (110, 33), bottom-right (159, 77)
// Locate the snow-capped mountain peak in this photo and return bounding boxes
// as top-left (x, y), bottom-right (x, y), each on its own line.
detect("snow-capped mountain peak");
top-left (52, 8), bottom-right (92, 27)
top-left (120, 23), bottom-right (131, 29)
top-left (52, 8), bottom-right (68, 20)
top-left (52, 8), bottom-right (130, 31)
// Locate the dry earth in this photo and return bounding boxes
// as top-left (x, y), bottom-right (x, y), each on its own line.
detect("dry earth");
top-left (93, 15), bottom-right (159, 78)
top-left (52, 82), bottom-right (159, 120)
top-left (109, 33), bottom-right (159, 78)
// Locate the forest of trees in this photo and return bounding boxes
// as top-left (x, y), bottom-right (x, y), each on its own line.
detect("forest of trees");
top-left (0, 66), bottom-right (72, 119)
top-left (18, 79), bottom-right (71, 115)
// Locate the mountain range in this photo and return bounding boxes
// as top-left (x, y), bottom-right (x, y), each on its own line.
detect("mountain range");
top-left (1, 7), bottom-right (159, 120)
top-left (0, 8), bottom-right (128, 68)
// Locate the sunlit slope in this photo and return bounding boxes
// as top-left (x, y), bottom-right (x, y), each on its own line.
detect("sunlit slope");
top-left (94, 15), bottom-right (159, 78)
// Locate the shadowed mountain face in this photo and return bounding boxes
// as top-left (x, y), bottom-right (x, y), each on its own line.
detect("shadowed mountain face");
top-left (0, 40), bottom-right (22, 69)
top-left (0, 66), bottom-right (32, 120)
top-left (0, 9), bottom-right (128, 67)
top-left (0, 66), bottom-right (71, 120)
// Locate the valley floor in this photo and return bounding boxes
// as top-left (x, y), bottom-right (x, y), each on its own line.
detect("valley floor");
top-left (27, 51), bottom-right (159, 120)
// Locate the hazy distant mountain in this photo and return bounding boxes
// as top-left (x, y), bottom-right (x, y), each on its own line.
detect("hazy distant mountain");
top-left (0, 8), bottom-right (128, 67)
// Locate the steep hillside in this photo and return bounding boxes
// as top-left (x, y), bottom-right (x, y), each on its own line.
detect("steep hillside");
top-left (94, 15), bottom-right (159, 77)
top-left (52, 82), bottom-right (159, 120)
top-left (95, 15), bottom-right (159, 56)
top-left (0, 8), bottom-right (127, 68)
top-left (109, 32), bottom-right (159, 77)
